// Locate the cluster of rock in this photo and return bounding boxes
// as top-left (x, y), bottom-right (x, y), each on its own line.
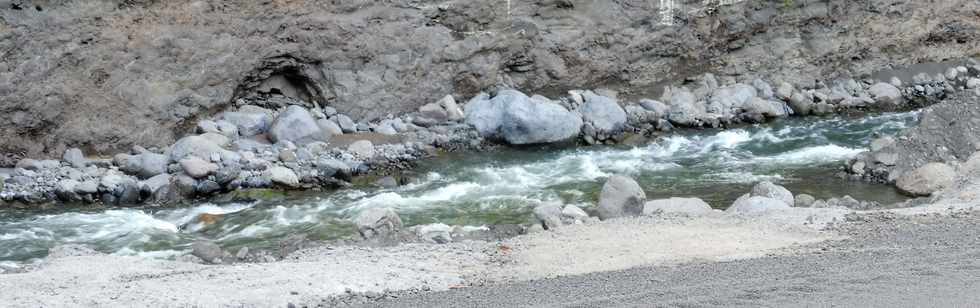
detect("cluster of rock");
top-left (351, 207), bottom-right (519, 246)
top-left (460, 70), bottom-right (962, 147)
top-left (0, 97), bottom-right (479, 205)
top-left (847, 80), bottom-right (980, 195)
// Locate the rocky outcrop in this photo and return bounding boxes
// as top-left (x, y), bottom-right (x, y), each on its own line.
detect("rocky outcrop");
top-left (3, 0), bottom-right (978, 164)
top-left (848, 91), bottom-right (980, 183)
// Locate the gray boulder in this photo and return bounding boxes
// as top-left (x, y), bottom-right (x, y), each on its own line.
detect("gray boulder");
top-left (127, 152), bottom-right (169, 178)
top-left (533, 201), bottom-right (563, 230)
top-left (416, 223), bottom-right (453, 244)
top-left (580, 91), bottom-right (627, 134)
top-left (268, 105), bottom-right (324, 145)
top-left (316, 119), bottom-right (343, 136)
top-left (788, 92), bottom-right (814, 115)
top-left (179, 156), bottom-right (219, 179)
top-left (191, 241), bottom-right (225, 264)
top-left (465, 90), bottom-right (582, 145)
top-left (643, 197), bottom-right (713, 215)
top-left (750, 181), bottom-right (794, 206)
top-left (170, 135), bottom-right (226, 162)
top-left (868, 83), bottom-right (904, 107)
top-left (639, 99), bottom-right (670, 118)
top-left (354, 207), bottom-right (403, 240)
top-left (743, 97), bottom-right (790, 118)
top-left (895, 162), bottom-right (955, 196)
top-left (140, 173), bottom-right (172, 202)
top-left (263, 166), bottom-right (299, 187)
top-left (221, 107), bottom-right (272, 137)
top-left (667, 88), bottom-right (704, 127)
top-left (596, 175), bottom-right (646, 220)
top-left (794, 194), bottom-right (816, 207)
top-left (561, 204), bottom-right (590, 224)
top-left (333, 114), bottom-right (357, 133)
top-left (63, 148), bottom-right (86, 168)
top-left (727, 194), bottom-right (791, 213)
top-left (707, 83), bottom-right (757, 117)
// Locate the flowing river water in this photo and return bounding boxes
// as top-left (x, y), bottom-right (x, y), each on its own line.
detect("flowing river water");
top-left (0, 111), bottom-right (919, 270)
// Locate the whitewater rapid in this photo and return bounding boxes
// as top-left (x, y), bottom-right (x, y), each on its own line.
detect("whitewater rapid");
top-left (0, 111), bottom-right (919, 268)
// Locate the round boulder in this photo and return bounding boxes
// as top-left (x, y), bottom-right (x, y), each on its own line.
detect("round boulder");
top-left (895, 162), bottom-right (955, 196)
top-left (750, 181), bottom-right (794, 206)
top-left (596, 175), bottom-right (646, 220)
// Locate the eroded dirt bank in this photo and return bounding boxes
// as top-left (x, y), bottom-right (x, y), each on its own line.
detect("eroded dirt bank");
top-left (2, 0), bottom-right (978, 163)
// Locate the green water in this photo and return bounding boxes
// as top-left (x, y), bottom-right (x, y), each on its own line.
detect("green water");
top-left (0, 111), bottom-right (918, 268)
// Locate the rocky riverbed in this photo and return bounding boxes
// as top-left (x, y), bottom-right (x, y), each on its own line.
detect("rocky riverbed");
top-left (3, 59), bottom-right (977, 207)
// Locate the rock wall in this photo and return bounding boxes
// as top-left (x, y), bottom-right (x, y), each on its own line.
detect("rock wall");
top-left (1, 0), bottom-right (979, 165)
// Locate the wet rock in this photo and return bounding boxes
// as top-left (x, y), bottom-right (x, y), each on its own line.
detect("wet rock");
top-left (63, 148), bottom-right (86, 168)
top-left (597, 175), bottom-right (646, 220)
top-left (643, 197), bottom-right (713, 215)
top-left (743, 97), bottom-right (790, 119)
top-left (195, 180), bottom-right (222, 195)
top-left (263, 166), bottom-right (299, 188)
top-left (794, 194), bottom-right (816, 207)
top-left (750, 181), bottom-right (794, 206)
top-left (533, 201), bottom-right (563, 230)
top-left (788, 92), bottom-right (814, 115)
top-left (269, 105), bottom-right (324, 145)
top-left (374, 176), bottom-right (398, 188)
top-left (191, 241), bottom-right (225, 264)
top-left (896, 162), bottom-right (955, 196)
top-left (140, 173), bottom-right (171, 201)
top-left (348, 140), bottom-right (375, 159)
top-left (179, 156), bottom-right (219, 179)
top-left (315, 158), bottom-right (350, 179)
top-left (354, 207), bottom-right (403, 240)
top-left (580, 91), bottom-right (627, 134)
top-left (727, 194), bottom-right (791, 213)
top-left (416, 223), bottom-right (452, 244)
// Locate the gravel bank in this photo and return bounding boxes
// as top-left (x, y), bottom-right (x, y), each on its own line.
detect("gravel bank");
top-left (363, 210), bottom-right (980, 307)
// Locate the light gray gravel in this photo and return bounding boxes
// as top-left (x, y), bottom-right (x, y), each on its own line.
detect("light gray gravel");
top-left (359, 210), bottom-right (980, 307)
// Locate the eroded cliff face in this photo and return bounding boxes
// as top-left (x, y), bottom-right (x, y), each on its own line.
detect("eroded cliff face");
top-left (0, 0), bottom-right (978, 164)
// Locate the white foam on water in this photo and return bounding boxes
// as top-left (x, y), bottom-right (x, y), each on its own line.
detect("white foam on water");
top-left (113, 247), bottom-right (184, 259)
top-left (706, 172), bottom-right (785, 184)
top-left (755, 144), bottom-right (864, 165)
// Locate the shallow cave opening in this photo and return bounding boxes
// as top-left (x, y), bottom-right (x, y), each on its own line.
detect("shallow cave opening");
top-left (229, 54), bottom-right (333, 111)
